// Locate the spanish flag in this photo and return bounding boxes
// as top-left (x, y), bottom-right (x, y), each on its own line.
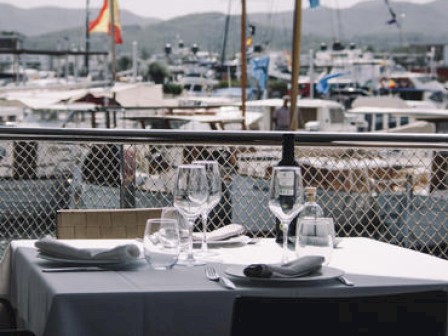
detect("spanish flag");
top-left (89, 0), bottom-right (123, 44)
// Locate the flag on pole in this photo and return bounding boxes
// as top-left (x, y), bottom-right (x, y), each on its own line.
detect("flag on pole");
top-left (309, 0), bottom-right (320, 9)
top-left (89, 0), bottom-right (123, 44)
top-left (316, 72), bottom-right (346, 94)
top-left (384, 0), bottom-right (400, 27)
top-left (249, 56), bottom-right (270, 91)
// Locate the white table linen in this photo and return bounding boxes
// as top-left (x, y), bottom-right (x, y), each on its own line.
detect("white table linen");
top-left (3, 237), bottom-right (448, 336)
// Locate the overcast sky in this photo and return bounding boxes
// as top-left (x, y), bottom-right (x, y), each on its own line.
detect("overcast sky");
top-left (0, 0), bottom-right (436, 19)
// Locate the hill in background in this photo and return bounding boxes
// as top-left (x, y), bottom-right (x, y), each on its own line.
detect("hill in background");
top-left (1, 0), bottom-right (446, 58)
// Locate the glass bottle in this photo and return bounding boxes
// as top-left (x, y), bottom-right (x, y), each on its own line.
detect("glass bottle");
top-left (300, 187), bottom-right (324, 220)
top-left (274, 133), bottom-right (301, 244)
top-left (289, 186), bottom-right (323, 244)
top-left (296, 186), bottom-right (334, 263)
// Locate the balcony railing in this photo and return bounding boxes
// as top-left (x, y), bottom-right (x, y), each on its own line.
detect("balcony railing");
top-left (0, 127), bottom-right (447, 259)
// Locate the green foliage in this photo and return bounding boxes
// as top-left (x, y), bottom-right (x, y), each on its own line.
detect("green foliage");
top-left (147, 62), bottom-right (169, 84)
top-left (217, 80), bottom-right (241, 88)
top-left (268, 80), bottom-right (288, 98)
top-left (140, 48), bottom-right (150, 60)
top-left (163, 82), bottom-right (183, 95)
top-left (117, 56), bottom-right (132, 72)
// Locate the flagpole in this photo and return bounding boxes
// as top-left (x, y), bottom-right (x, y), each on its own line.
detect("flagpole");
top-left (109, 0), bottom-right (116, 83)
top-left (240, 0), bottom-right (247, 130)
top-left (84, 0), bottom-right (90, 76)
top-left (289, 0), bottom-right (302, 130)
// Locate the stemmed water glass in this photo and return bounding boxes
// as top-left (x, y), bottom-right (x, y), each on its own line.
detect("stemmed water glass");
top-left (173, 164), bottom-right (209, 266)
top-left (192, 160), bottom-right (221, 259)
top-left (268, 166), bottom-right (304, 264)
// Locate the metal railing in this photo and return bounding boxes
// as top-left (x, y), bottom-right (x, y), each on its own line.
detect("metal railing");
top-left (0, 127), bottom-right (447, 259)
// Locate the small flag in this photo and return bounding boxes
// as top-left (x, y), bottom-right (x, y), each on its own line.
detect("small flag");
top-left (250, 56), bottom-right (270, 91)
top-left (309, 0), bottom-right (320, 9)
top-left (384, 0), bottom-right (400, 27)
top-left (89, 0), bottom-right (123, 44)
top-left (316, 72), bottom-right (346, 94)
top-left (246, 36), bottom-right (253, 48)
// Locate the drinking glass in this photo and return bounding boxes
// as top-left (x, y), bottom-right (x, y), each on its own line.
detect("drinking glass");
top-left (295, 217), bottom-right (334, 265)
top-left (143, 218), bottom-right (180, 270)
top-left (192, 160), bottom-right (221, 258)
top-left (161, 207), bottom-right (189, 261)
top-left (268, 166), bottom-right (304, 263)
top-left (173, 164), bottom-right (209, 266)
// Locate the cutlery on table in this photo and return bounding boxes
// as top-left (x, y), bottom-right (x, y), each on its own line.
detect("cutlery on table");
top-left (42, 266), bottom-right (112, 272)
top-left (205, 265), bottom-right (236, 290)
top-left (338, 275), bottom-right (354, 286)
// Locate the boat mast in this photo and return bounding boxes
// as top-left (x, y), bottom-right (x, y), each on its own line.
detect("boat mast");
top-left (290, 0), bottom-right (302, 130)
top-left (109, 0), bottom-right (116, 83)
top-left (240, 0), bottom-right (247, 129)
top-left (220, 0), bottom-right (231, 66)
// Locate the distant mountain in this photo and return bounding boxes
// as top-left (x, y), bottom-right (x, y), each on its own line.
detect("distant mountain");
top-left (2, 0), bottom-right (447, 57)
top-left (0, 3), bottom-right (160, 36)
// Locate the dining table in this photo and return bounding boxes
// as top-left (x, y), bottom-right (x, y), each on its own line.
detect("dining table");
top-left (2, 237), bottom-right (448, 336)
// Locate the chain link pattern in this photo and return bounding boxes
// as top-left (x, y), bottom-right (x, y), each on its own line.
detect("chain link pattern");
top-left (0, 140), bottom-right (446, 259)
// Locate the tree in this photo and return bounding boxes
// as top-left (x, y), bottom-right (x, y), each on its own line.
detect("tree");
top-left (147, 62), bottom-right (169, 84)
top-left (117, 56), bottom-right (132, 72)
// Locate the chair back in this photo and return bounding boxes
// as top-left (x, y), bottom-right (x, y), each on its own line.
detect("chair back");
top-left (231, 290), bottom-right (447, 336)
top-left (56, 208), bottom-right (161, 239)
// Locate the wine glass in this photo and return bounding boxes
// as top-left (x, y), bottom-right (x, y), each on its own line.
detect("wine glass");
top-left (173, 164), bottom-right (209, 266)
top-left (268, 166), bottom-right (304, 264)
top-left (192, 160), bottom-right (221, 259)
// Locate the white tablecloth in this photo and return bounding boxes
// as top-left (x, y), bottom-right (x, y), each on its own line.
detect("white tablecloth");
top-left (4, 237), bottom-right (448, 336)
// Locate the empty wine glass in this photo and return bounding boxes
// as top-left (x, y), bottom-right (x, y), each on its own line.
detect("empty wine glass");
top-left (268, 166), bottom-right (304, 264)
top-left (173, 164), bottom-right (208, 266)
top-left (192, 160), bottom-right (221, 259)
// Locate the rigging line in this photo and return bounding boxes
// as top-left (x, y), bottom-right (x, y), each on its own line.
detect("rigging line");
top-left (220, 0), bottom-right (232, 65)
top-left (263, 0), bottom-right (277, 50)
top-left (334, 0), bottom-right (345, 42)
top-left (329, 1), bottom-right (337, 42)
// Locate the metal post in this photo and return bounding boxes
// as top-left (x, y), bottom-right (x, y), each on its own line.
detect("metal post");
top-left (309, 49), bottom-right (314, 98)
top-left (132, 41), bottom-right (138, 82)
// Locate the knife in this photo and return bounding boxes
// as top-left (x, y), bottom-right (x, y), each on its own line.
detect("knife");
top-left (219, 276), bottom-right (237, 290)
top-left (42, 266), bottom-right (111, 272)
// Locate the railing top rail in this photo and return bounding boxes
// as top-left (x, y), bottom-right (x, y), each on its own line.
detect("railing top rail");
top-left (1, 128), bottom-right (448, 147)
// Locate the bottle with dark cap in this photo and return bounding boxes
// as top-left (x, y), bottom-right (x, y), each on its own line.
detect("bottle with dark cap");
top-left (274, 133), bottom-right (302, 244)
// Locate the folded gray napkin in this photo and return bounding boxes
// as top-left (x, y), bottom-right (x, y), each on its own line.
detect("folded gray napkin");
top-left (35, 236), bottom-right (140, 262)
top-left (192, 223), bottom-right (246, 242)
top-left (243, 255), bottom-right (325, 278)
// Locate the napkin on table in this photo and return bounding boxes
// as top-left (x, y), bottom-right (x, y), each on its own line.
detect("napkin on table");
top-left (243, 255), bottom-right (325, 278)
top-left (192, 223), bottom-right (246, 242)
top-left (35, 236), bottom-right (140, 262)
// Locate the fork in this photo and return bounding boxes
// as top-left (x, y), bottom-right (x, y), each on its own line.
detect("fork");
top-left (205, 265), bottom-right (236, 289)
